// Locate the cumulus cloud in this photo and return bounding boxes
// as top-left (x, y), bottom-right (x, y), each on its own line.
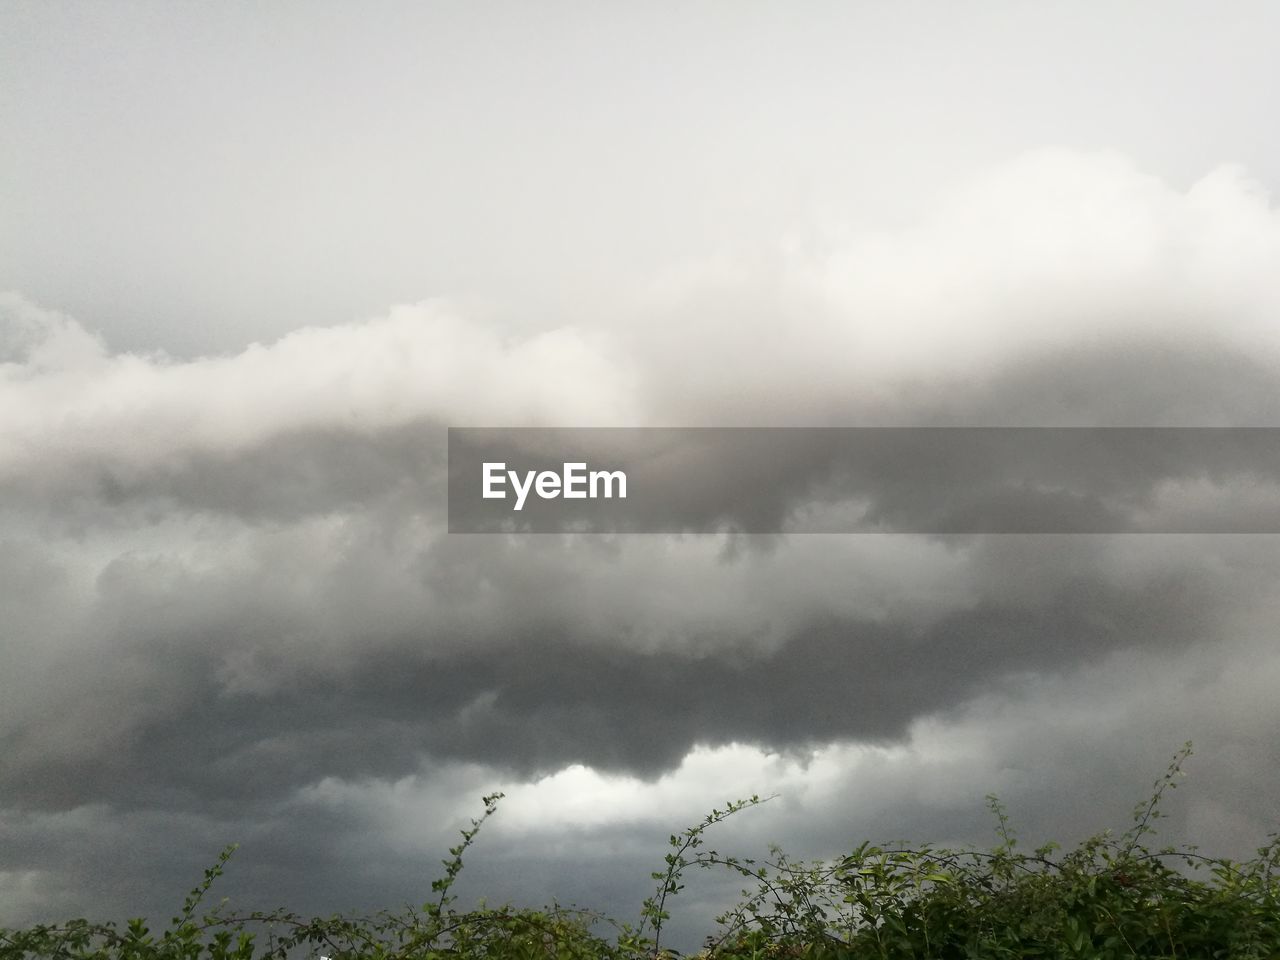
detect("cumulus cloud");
top-left (0, 293), bottom-right (635, 484)
top-left (626, 150), bottom-right (1280, 424)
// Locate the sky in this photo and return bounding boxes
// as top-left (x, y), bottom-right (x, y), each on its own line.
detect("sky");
top-left (2, 1), bottom-right (1280, 950)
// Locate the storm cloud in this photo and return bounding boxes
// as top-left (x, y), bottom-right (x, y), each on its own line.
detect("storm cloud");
top-left (3, 3), bottom-right (1280, 949)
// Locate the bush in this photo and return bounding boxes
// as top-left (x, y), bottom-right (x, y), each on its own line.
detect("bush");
top-left (3, 744), bottom-right (1277, 959)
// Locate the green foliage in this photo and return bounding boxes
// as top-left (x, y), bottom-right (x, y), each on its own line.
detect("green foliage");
top-left (702, 743), bottom-right (1280, 960)
top-left (3, 743), bottom-right (1278, 959)
top-left (0, 793), bottom-right (614, 960)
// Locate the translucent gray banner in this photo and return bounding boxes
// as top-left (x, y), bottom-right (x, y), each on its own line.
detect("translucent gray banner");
top-left (447, 427), bottom-right (1280, 533)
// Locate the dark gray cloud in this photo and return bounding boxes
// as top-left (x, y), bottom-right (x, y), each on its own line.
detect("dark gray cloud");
top-left (0, 546), bottom-right (1219, 812)
top-left (8, 345), bottom-right (1280, 950)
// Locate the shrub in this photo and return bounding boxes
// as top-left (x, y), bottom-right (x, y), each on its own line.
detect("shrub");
top-left (3, 743), bottom-right (1277, 959)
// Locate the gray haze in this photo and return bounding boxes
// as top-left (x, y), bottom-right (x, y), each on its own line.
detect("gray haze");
top-left (3, 2), bottom-right (1280, 951)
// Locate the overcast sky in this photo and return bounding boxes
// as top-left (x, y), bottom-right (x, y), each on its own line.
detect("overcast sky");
top-left (3, 1), bottom-right (1280, 950)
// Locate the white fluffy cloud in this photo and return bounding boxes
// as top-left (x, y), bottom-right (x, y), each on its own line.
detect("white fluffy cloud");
top-left (628, 150), bottom-right (1280, 423)
top-left (0, 294), bottom-right (636, 481)
top-left (5, 150), bottom-right (1280, 486)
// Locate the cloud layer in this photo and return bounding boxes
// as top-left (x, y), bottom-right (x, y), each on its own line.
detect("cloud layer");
top-left (3, 150), bottom-right (1280, 940)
